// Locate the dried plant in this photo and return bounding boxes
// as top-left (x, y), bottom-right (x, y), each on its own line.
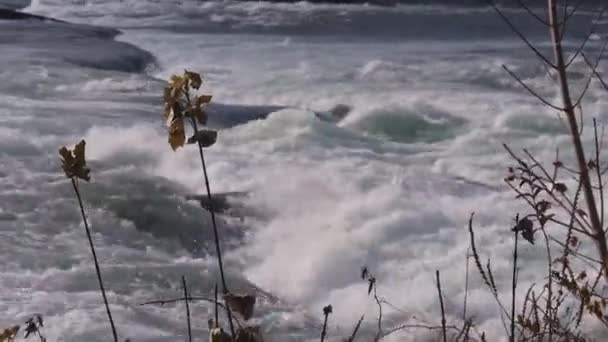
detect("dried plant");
top-left (0, 326), bottom-right (19, 342)
top-left (59, 140), bottom-right (118, 342)
top-left (457, 0), bottom-right (608, 340)
top-left (320, 305), bottom-right (332, 342)
top-left (161, 70), bottom-right (237, 337)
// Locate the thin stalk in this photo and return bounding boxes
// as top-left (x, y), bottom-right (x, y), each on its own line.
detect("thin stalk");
top-left (190, 118), bottom-right (236, 337)
top-left (182, 276), bottom-right (192, 342)
top-left (510, 230), bottom-right (519, 342)
top-left (214, 283), bottom-right (219, 326)
top-left (547, 0), bottom-right (608, 278)
top-left (321, 310), bottom-right (330, 342)
top-left (71, 178), bottom-right (118, 342)
top-left (436, 270), bottom-right (447, 342)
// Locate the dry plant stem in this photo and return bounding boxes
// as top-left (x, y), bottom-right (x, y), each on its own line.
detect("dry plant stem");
top-left (373, 285), bottom-right (383, 341)
top-left (594, 119), bottom-right (604, 228)
top-left (346, 316), bottom-right (364, 342)
top-left (547, 0), bottom-right (608, 278)
top-left (435, 270), bottom-right (447, 342)
top-left (190, 118), bottom-right (236, 337)
top-left (215, 283), bottom-right (219, 326)
top-left (71, 178), bottom-right (118, 342)
top-left (320, 311), bottom-right (329, 342)
top-left (139, 296), bottom-right (225, 309)
top-left (182, 276), bottom-right (192, 342)
top-left (463, 248), bottom-right (470, 322)
top-left (510, 231), bottom-right (518, 342)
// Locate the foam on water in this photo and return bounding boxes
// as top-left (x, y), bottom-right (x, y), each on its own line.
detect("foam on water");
top-left (2, 1), bottom-right (608, 341)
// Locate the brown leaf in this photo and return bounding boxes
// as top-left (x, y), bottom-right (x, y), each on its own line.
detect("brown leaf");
top-left (59, 140), bottom-right (91, 181)
top-left (168, 116), bottom-right (186, 151)
top-left (210, 327), bottom-right (232, 342)
top-left (184, 70), bottom-right (202, 90)
top-left (0, 326), bottom-right (19, 342)
top-left (187, 130), bottom-right (217, 148)
top-left (197, 94), bottom-right (213, 105)
top-left (224, 293), bottom-right (256, 321)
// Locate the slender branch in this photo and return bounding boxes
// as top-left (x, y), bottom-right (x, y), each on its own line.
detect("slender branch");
top-left (182, 276), bottom-right (192, 342)
top-left (573, 38), bottom-right (608, 107)
top-left (582, 52), bottom-right (608, 92)
top-left (487, 0), bottom-right (557, 68)
top-left (502, 65), bottom-right (564, 111)
top-left (510, 230), bottom-right (518, 342)
top-left (436, 270), bottom-right (447, 342)
top-left (215, 283), bottom-right (219, 327)
top-left (594, 119), bottom-right (605, 229)
top-left (346, 316), bottom-right (364, 342)
top-left (321, 305), bottom-right (332, 342)
top-left (564, 5), bottom-right (607, 68)
top-left (189, 116), bottom-right (236, 338)
top-left (140, 296), bottom-right (226, 309)
top-left (463, 248), bottom-right (470, 323)
top-left (515, 0), bottom-right (550, 26)
top-left (373, 285), bottom-right (383, 341)
top-left (71, 179), bottom-right (118, 342)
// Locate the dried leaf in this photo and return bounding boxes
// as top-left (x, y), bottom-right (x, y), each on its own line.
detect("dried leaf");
top-left (168, 112), bottom-right (186, 151)
top-left (361, 266), bottom-right (368, 280)
top-left (59, 140), bottom-right (91, 181)
top-left (0, 326), bottom-right (19, 342)
top-left (554, 183), bottom-right (568, 193)
top-left (512, 217), bottom-right (535, 245)
top-left (184, 70), bottom-right (202, 90)
top-left (198, 94), bottom-right (213, 105)
top-left (187, 130), bottom-right (217, 148)
top-left (210, 327), bottom-right (232, 342)
top-left (224, 293), bottom-right (256, 321)
top-left (367, 277), bottom-right (376, 295)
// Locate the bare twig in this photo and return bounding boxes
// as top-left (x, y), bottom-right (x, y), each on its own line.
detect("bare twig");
top-left (182, 276), bottom-right (192, 342)
top-left (502, 65), bottom-right (564, 111)
top-left (188, 112), bottom-right (236, 337)
top-left (71, 179), bottom-right (118, 342)
top-left (140, 296), bottom-right (226, 309)
top-left (436, 270), bottom-right (447, 342)
top-left (346, 315), bottom-right (364, 342)
top-left (486, 0), bottom-right (556, 68)
top-left (510, 228), bottom-right (519, 342)
top-left (321, 305), bottom-right (332, 342)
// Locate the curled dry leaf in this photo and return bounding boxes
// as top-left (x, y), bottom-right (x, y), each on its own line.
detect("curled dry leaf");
top-left (224, 293), bottom-right (256, 321)
top-left (0, 326), bottom-right (19, 342)
top-left (512, 217), bottom-right (535, 245)
top-left (184, 70), bottom-right (202, 90)
top-left (187, 129), bottom-right (218, 148)
top-left (59, 140), bottom-right (91, 181)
